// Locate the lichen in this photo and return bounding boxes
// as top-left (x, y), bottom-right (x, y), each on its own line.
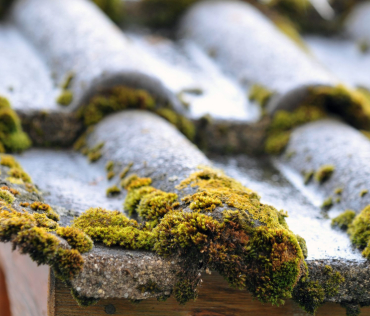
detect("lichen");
top-left (265, 105), bottom-right (326, 155)
top-left (315, 165), bottom-right (335, 184)
top-left (0, 96), bottom-right (31, 153)
top-left (56, 227), bottom-right (93, 253)
top-left (56, 90), bottom-right (73, 106)
top-left (332, 210), bottom-right (356, 231)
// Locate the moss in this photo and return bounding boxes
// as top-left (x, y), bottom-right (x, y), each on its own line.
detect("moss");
top-left (105, 161), bottom-right (114, 172)
top-left (126, 177), bottom-right (152, 190)
top-left (56, 90), bottom-right (73, 106)
top-left (334, 187), bottom-right (343, 195)
top-left (52, 248), bottom-right (84, 280)
top-left (303, 170), bottom-right (314, 185)
top-left (73, 208), bottom-right (154, 250)
top-left (107, 171), bottom-right (115, 180)
top-left (119, 162), bottom-right (133, 179)
top-left (315, 165), bottom-right (335, 184)
top-left (121, 174), bottom-right (139, 189)
top-left (174, 278), bottom-right (198, 305)
top-left (265, 105), bottom-right (326, 155)
top-left (124, 186), bottom-right (157, 216)
top-left (8, 167), bottom-right (32, 183)
top-left (91, 0), bottom-right (124, 23)
top-left (0, 188), bottom-right (14, 204)
top-left (30, 202), bottom-right (60, 222)
top-left (305, 85), bottom-right (370, 131)
top-left (360, 189), bottom-right (368, 197)
top-left (293, 265), bottom-right (344, 314)
top-left (60, 72), bottom-right (75, 90)
top-left (182, 190), bottom-right (223, 213)
top-left (348, 205), bottom-right (370, 249)
top-left (321, 197), bottom-right (333, 210)
top-left (342, 304), bottom-right (361, 316)
top-left (137, 280), bottom-right (162, 294)
top-left (106, 185), bottom-right (121, 197)
top-left (87, 142), bottom-right (104, 163)
top-left (358, 40), bottom-right (369, 54)
top-left (0, 154), bottom-right (20, 168)
top-left (71, 288), bottom-right (99, 307)
top-left (1, 186), bottom-right (19, 196)
top-left (137, 191), bottom-right (179, 226)
top-left (248, 84), bottom-right (274, 109)
top-left (33, 213), bottom-right (59, 231)
top-left (296, 234), bottom-right (307, 259)
top-left (56, 227), bottom-right (93, 253)
top-left (0, 97), bottom-right (31, 153)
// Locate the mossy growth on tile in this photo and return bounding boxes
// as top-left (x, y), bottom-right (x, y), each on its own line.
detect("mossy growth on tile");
top-left (296, 234), bottom-right (308, 259)
top-left (303, 170), bottom-right (314, 185)
top-left (265, 105), bottom-right (326, 154)
top-left (331, 210), bottom-right (356, 231)
top-left (106, 185), bottom-right (121, 197)
top-left (107, 171), bottom-right (115, 180)
top-left (0, 188), bottom-right (15, 204)
top-left (56, 227), bottom-right (93, 253)
top-left (119, 162), bottom-right (133, 179)
top-left (315, 165), bottom-right (335, 184)
top-left (30, 201), bottom-right (60, 222)
top-left (56, 90), bottom-right (74, 106)
top-left (71, 288), bottom-right (100, 307)
top-left (124, 185), bottom-right (157, 216)
top-left (360, 189), bottom-right (368, 197)
top-left (348, 205), bottom-right (370, 259)
top-left (87, 142), bottom-right (104, 163)
top-left (106, 160), bottom-right (114, 172)
top-left (91, 0), bottom-right (124, 23)
top-left (292, 265), bottom-right (344, 314)
top-left (304, 85), bottom-right (370, 131)
top-left (249, 84), bottom-right (275, 113)
top-left (321, 197), bottom-right (333, 210)
top-left (76, 85), bottom-right (195, 143)
top-left (73, 208), bottom-right (155, 250)
top-left (0, 96), bottom-right (31, 153)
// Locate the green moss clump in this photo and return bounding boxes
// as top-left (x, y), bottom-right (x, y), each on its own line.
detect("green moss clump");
top-left (56, 90), bottom-right (73, 106)
top-left (60, 72), bottom-right (75, 90)
top-left (52, 248), bottom-right (85, 280)
top-left (0, 188), bottom-right (14, 204)
top-left (137, 191), bottom-right (179, 226)
top-left (348, 206), bottom-right (370, 250)
top-left (126, 177), bottom-right (152, 190)
top-left (265, 105), bottom-right (326, 155)
top-left (315, 165), bottom-right (335, 184)
top-left (79, 86), bottom-right (155, 126)
top-left (321, 197), bottom-right (333, 210)
top-left (56, 227), bottom-right (93, 253)
top-left (119, 162), bottom-right (133, 179)
top-left (360, 189), bottom-right (368, 197)
top-left (105, 160), bottom-right (114, 172)
top-left (106, 185), bottom-right (121, 197)
top-left (91, 0), bottom-right (124, 23)
top-left (303, 170), bottom-right (314, 185)
top-left (182, 191), bottom-right (222, 212)
top-left (249, 84), bottom-right (274, 110)
top-left (296, 234), bottom-right (308, 259)
top-left (334, 187), bottom-right (343, 195)
top-left (33, 213), bottom-right (59, 231)
top-left (8, 167), bottom-right (32, 183)
top-left (73, 208), bottom-right (154, 250)
top-left (107, 171), bottom-right (115, 180)
top-left (124, 186), bottom-right (157, 217)
top-left (293, 265), bottom-right (344, 314)
top-left (137, 280), bottom-right (162, 294)
top-left (87, 142), bottom-right (104, 163)
top-left (0, 154), bottom-right (20, 168)
top-left (30, 202), bottom-right (60, 222)
top-left (0, 97), bottom-right (31, 153)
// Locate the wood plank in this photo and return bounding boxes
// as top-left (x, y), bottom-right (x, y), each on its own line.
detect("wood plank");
top-left (0, 243), bottom-right (49, 316)
top-left (0, 263), bottom-right (11, 316)
top-left (51, 272), bottom-right (370, 316)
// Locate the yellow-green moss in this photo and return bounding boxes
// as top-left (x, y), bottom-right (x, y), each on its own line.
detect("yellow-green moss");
top-left (56, 90), bottom-right (73, 106)
top-left (56, 227), bottom-right (93, 253)
top-left (30, 202), bottom-right (60, 222)
top-left (105, 160), bottom-right (114, 172)
top-left (137, 191), bottom-right (179, 226)
top-left (119, 162), bottom-right (133, 179)
top-left (8, 167), bottom-right (32, 183)
top-left (265, 105), bottom-right (326, 155)
top-left (358, 40), bottom-right (369, 54)
top-left (296, 234), bottom-right (308, 259)
top-left (182, 191), bottom-right (222, 213)
top-left (106, 185), bottom-right (121, 197)
top-left (348, 206), bottom-right (370, 250)
top-left (315, 165), bottom-right (335, 184)
top-left (249, 84), bottom-right (274, 110)
top-left (91, 0), bottom-right (124, 23)
top-left (334, 187), bottom-right (343, 195)
top-left (72, 208), bottom-right (154, 249)
top-left (87, 142), bottom-right (104, 163)
top-left (124, 186), bottom-right (157, 216)
top-left (60, 72), bottom-right (75, 90)
top-left (107, 171), bottom-right (115, 180)
top-left (0, 97), bottom-right (31, 153)
top-left (360, 189), bottom-right (368, 197)
top-left (331, 210), bottom-right (356, 231)
top-left (321, 197), bottom-right (333, 210)
top-left (303, 170), bottom-right (314, 185)
top-left (0, 188), bottom-right (14, 204)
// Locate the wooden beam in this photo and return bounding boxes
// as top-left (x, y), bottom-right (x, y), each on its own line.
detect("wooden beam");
top-left (0, 262), bottom-right (11, 316)
top-left (49, 271), bottom-right (370, 316)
